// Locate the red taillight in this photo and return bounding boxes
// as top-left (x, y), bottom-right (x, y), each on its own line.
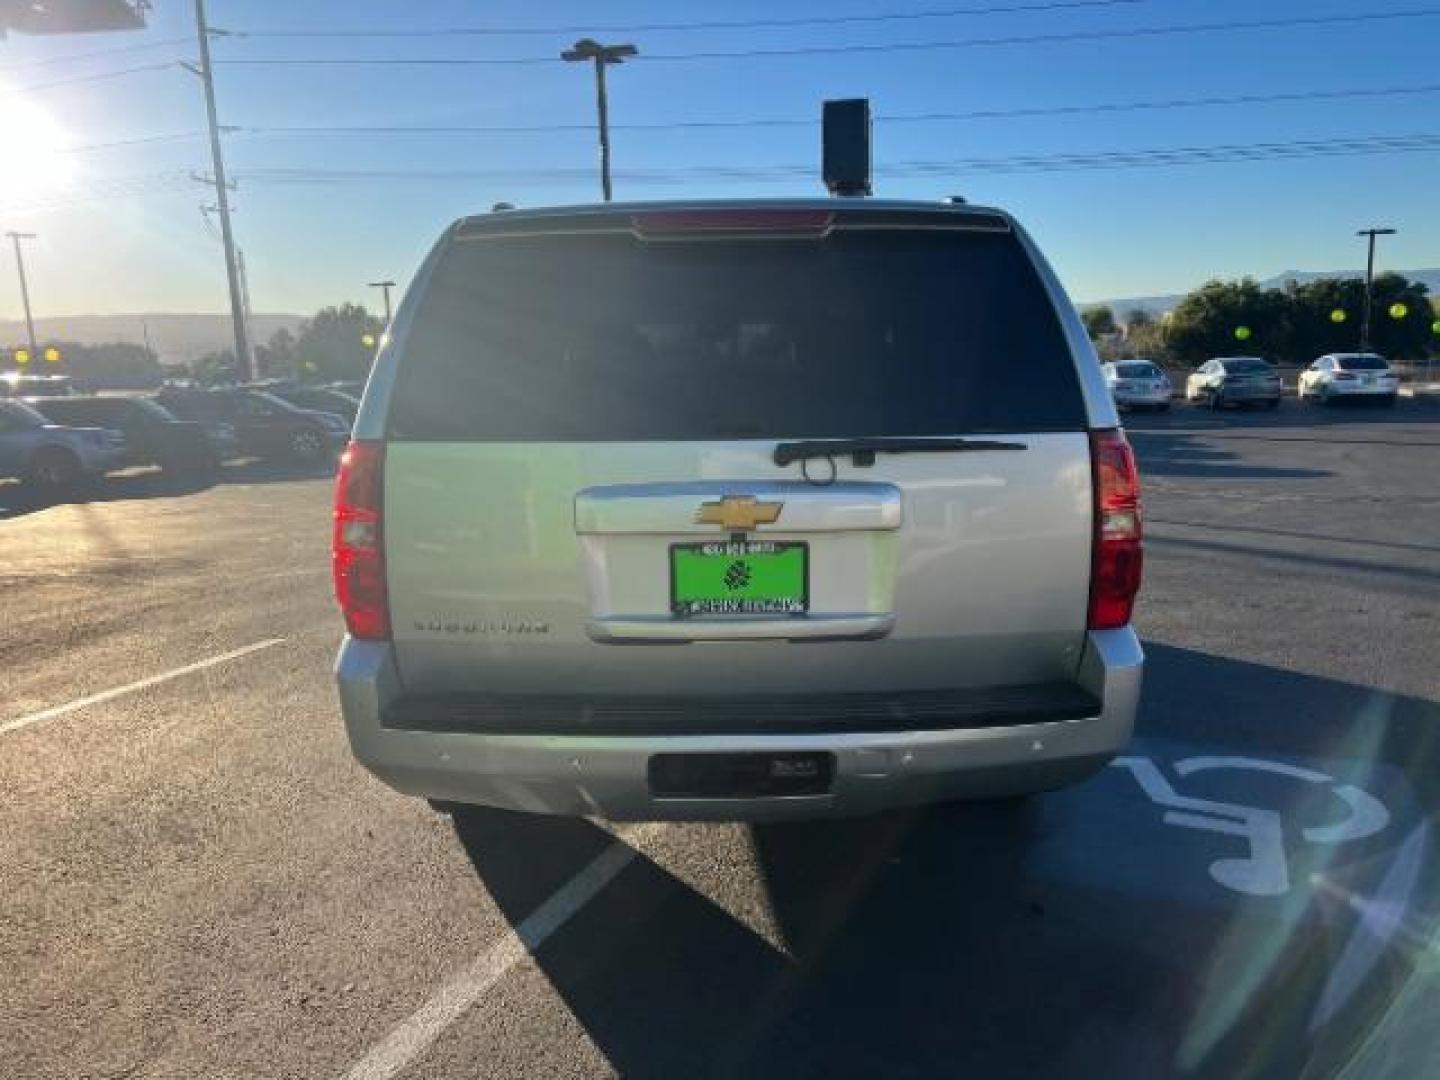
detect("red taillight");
top-left (333, 440), bottom-right (389, 640)
top-left (631, 209), bottom-right (834, 239)
top-left (1089, 429), bottom-right (1143, 630)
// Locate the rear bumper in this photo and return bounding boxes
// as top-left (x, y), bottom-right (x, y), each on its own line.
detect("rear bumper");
top-left (1219, 384), bottom-right (1282, 401)
top-left (335, 628), bottom-right (1143, 821)
top-left (1112, 388), bottom-right (1171, 406)
top-left (1325, 382), bottom-right (1398, 397)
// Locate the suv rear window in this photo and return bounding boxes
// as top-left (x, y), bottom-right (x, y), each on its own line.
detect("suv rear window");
top-left (388, 228), bottom-right (1086, 440)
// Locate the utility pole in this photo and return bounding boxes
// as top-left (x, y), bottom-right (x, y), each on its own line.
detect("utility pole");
top-left (1356, 227), bottom-right (1397, 352)
top-left (186, 0), bottom-right (251, 380)
top-left (560, 38), bottom-right (637, 202)
top-left (237, 247), bottom-right (255, 368)
top-left (368, 279), bottom-right (396, 324)
top-left (5, 231), bottom-right (39, 356)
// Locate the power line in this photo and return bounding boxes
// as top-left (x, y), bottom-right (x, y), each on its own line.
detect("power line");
top-left (211, 9), bottom-right (1440, 67)
top-left (0, 35), bottom-right (191, 73)
top-left (234, 83), bottom-right (1440, 138)
top-left (228, 0), bottom-right (1148, 37)
top-left (40, 81), bottom-right (1435, 158)
top-left (11, 61), bottom-right (177, 95)
top-left (7, 133), bottom-right (1439, 214)
top-left (221, 133), bottom-right (1440, 185)
top-left (59, 131), bottom-right (206, 154)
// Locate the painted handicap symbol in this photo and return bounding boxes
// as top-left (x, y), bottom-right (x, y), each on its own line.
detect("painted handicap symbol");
top-left (1111, 756), bottom-right (1390, 897)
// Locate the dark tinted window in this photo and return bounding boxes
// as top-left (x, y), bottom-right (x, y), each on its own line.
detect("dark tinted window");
top-left (1222, 358), bottom-right (1272, 375)
top-left (239, 390), bottom-right (304, 415)
top-left (1337, 355), bottom-right (1389, 371)
top-left (1115, 362), bottom-right (1159, 378)
top-left (157, 393), bottom-right (226, 421)
top-left (0, 400), bottom-right (47, 428)
top-left (389, 229), bottom-right (1084, 440)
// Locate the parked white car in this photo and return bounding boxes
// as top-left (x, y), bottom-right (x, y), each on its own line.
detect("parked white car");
top-left (1298, 354), bottom-right (1399, 406)
top-left (1101, 360), bottom-right (1171, 411)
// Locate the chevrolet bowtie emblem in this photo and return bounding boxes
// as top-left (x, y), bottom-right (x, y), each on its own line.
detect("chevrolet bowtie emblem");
top-left (694, 495), bottom-right (784, 531)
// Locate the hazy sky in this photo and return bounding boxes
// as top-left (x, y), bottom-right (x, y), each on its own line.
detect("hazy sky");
top-left (1, 0), bottom-right (1437, 319)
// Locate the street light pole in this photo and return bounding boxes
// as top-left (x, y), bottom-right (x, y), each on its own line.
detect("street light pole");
top-left (1356, 227), bottom-right (1397, 352)
top-left (368, 280), bottom-right (396, 324)
top-left (5, 231), bottom-right (38, 356)
top-left (560, 39), bottom-right (638, 202)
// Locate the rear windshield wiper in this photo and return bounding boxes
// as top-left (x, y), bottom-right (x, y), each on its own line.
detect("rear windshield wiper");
top-left (773, 436), bottom-right (1028, 468)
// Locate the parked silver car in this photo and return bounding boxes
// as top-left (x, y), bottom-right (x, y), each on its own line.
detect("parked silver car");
top-left (0, 399), bottom-right (127, 487)
top-left (333, 198), bottom-right (1145, 821)
top-left (1101, 360), bottom-right (1172, 411)
top-left (1185, 357), bottom-right (1282, 410)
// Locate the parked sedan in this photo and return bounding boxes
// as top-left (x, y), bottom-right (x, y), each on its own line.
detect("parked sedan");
top-left (0, 399), bottom-right (127, 487)
top-left (1298, 353), bottom-right (1399, 406)
top-left (1101, 360), bottom-right (1172, 411)
top-left (1185, 357), bottom-right (1282, 410)
top-left (154, 387), bottom-right (348, 463)
top-left (27, 395), bottom-right (218, 475)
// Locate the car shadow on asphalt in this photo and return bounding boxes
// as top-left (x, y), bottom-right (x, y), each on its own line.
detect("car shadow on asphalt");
top-left (1147, 533), bottom-right (1440, 589)
top-left (448, 644), bottom-right (1440, 1080)
top-left (1124, 397), bottom-right (1440, 435)
top-left (1129, 430), bottom-right (1332, 480)
top-left (0, 457), bottom-right (337, 520)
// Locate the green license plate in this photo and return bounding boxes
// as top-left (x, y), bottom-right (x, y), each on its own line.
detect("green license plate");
top-left (670, 541), bottom-right (808, 617)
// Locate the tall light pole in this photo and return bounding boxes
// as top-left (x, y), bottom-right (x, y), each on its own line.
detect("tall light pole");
top-left (560, 38), bottom-right (637, 202)
top-left (186, 0), bottom-right (252, 380)
top-left (5, 231), bottom-right (38, 356)
top-left (368, 280), bottom-right (396, 324)
top-left (1356, 227), bottom-right (1397, 352)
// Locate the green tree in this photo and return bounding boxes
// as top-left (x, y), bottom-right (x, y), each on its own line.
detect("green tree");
top-left (1164, 278), bottom-right (1292, 367)
top-left (193, 349), bottom-right (238, 386)
top-left (255, 327), bottom-right (298, 379)
top-left (1124, 308), bottom-right (1155, 330)
top-left (1081, 305), bottom-right (1118, 339)
top-left (294, 303), bottom-right (383, 382)
top-left (1360, 273), bottom-right (1432, 361)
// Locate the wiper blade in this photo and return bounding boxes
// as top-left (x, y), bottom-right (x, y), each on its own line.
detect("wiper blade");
top-left (773, 436), bottom-right (1027, 467)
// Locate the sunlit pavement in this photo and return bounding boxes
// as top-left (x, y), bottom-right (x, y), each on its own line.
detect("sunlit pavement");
top-left (2, 402), bottom-right (1438, 1079)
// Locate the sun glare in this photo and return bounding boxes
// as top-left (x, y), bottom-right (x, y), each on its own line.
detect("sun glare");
top-left (0, 93), bottom-right (74, 207)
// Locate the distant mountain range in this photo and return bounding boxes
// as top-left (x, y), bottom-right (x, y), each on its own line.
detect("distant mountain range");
top-left (1088, 268), bottom-right (1440, 319)
top-left (6, 269), bottom-right (1437, 355)
top-left (0, 312), bottom-right (306, 364)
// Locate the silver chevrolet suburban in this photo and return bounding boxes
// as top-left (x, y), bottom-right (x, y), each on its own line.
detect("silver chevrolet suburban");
top-left (334, 198), bottom-right (1144, 821)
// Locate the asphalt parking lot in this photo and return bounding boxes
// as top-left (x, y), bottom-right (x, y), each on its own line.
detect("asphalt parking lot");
top-left (3, 398), bottom-right (1438, 1080)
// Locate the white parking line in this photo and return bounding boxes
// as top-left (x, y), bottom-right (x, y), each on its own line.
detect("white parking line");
top-left (343, 823), bottom-right (664, 1080)
top-left (0, 638), bottom-right (287, 737)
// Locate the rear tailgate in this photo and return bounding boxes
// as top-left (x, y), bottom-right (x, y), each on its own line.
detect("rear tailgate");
top-left (379, 209), bottom-right (1095, 704)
